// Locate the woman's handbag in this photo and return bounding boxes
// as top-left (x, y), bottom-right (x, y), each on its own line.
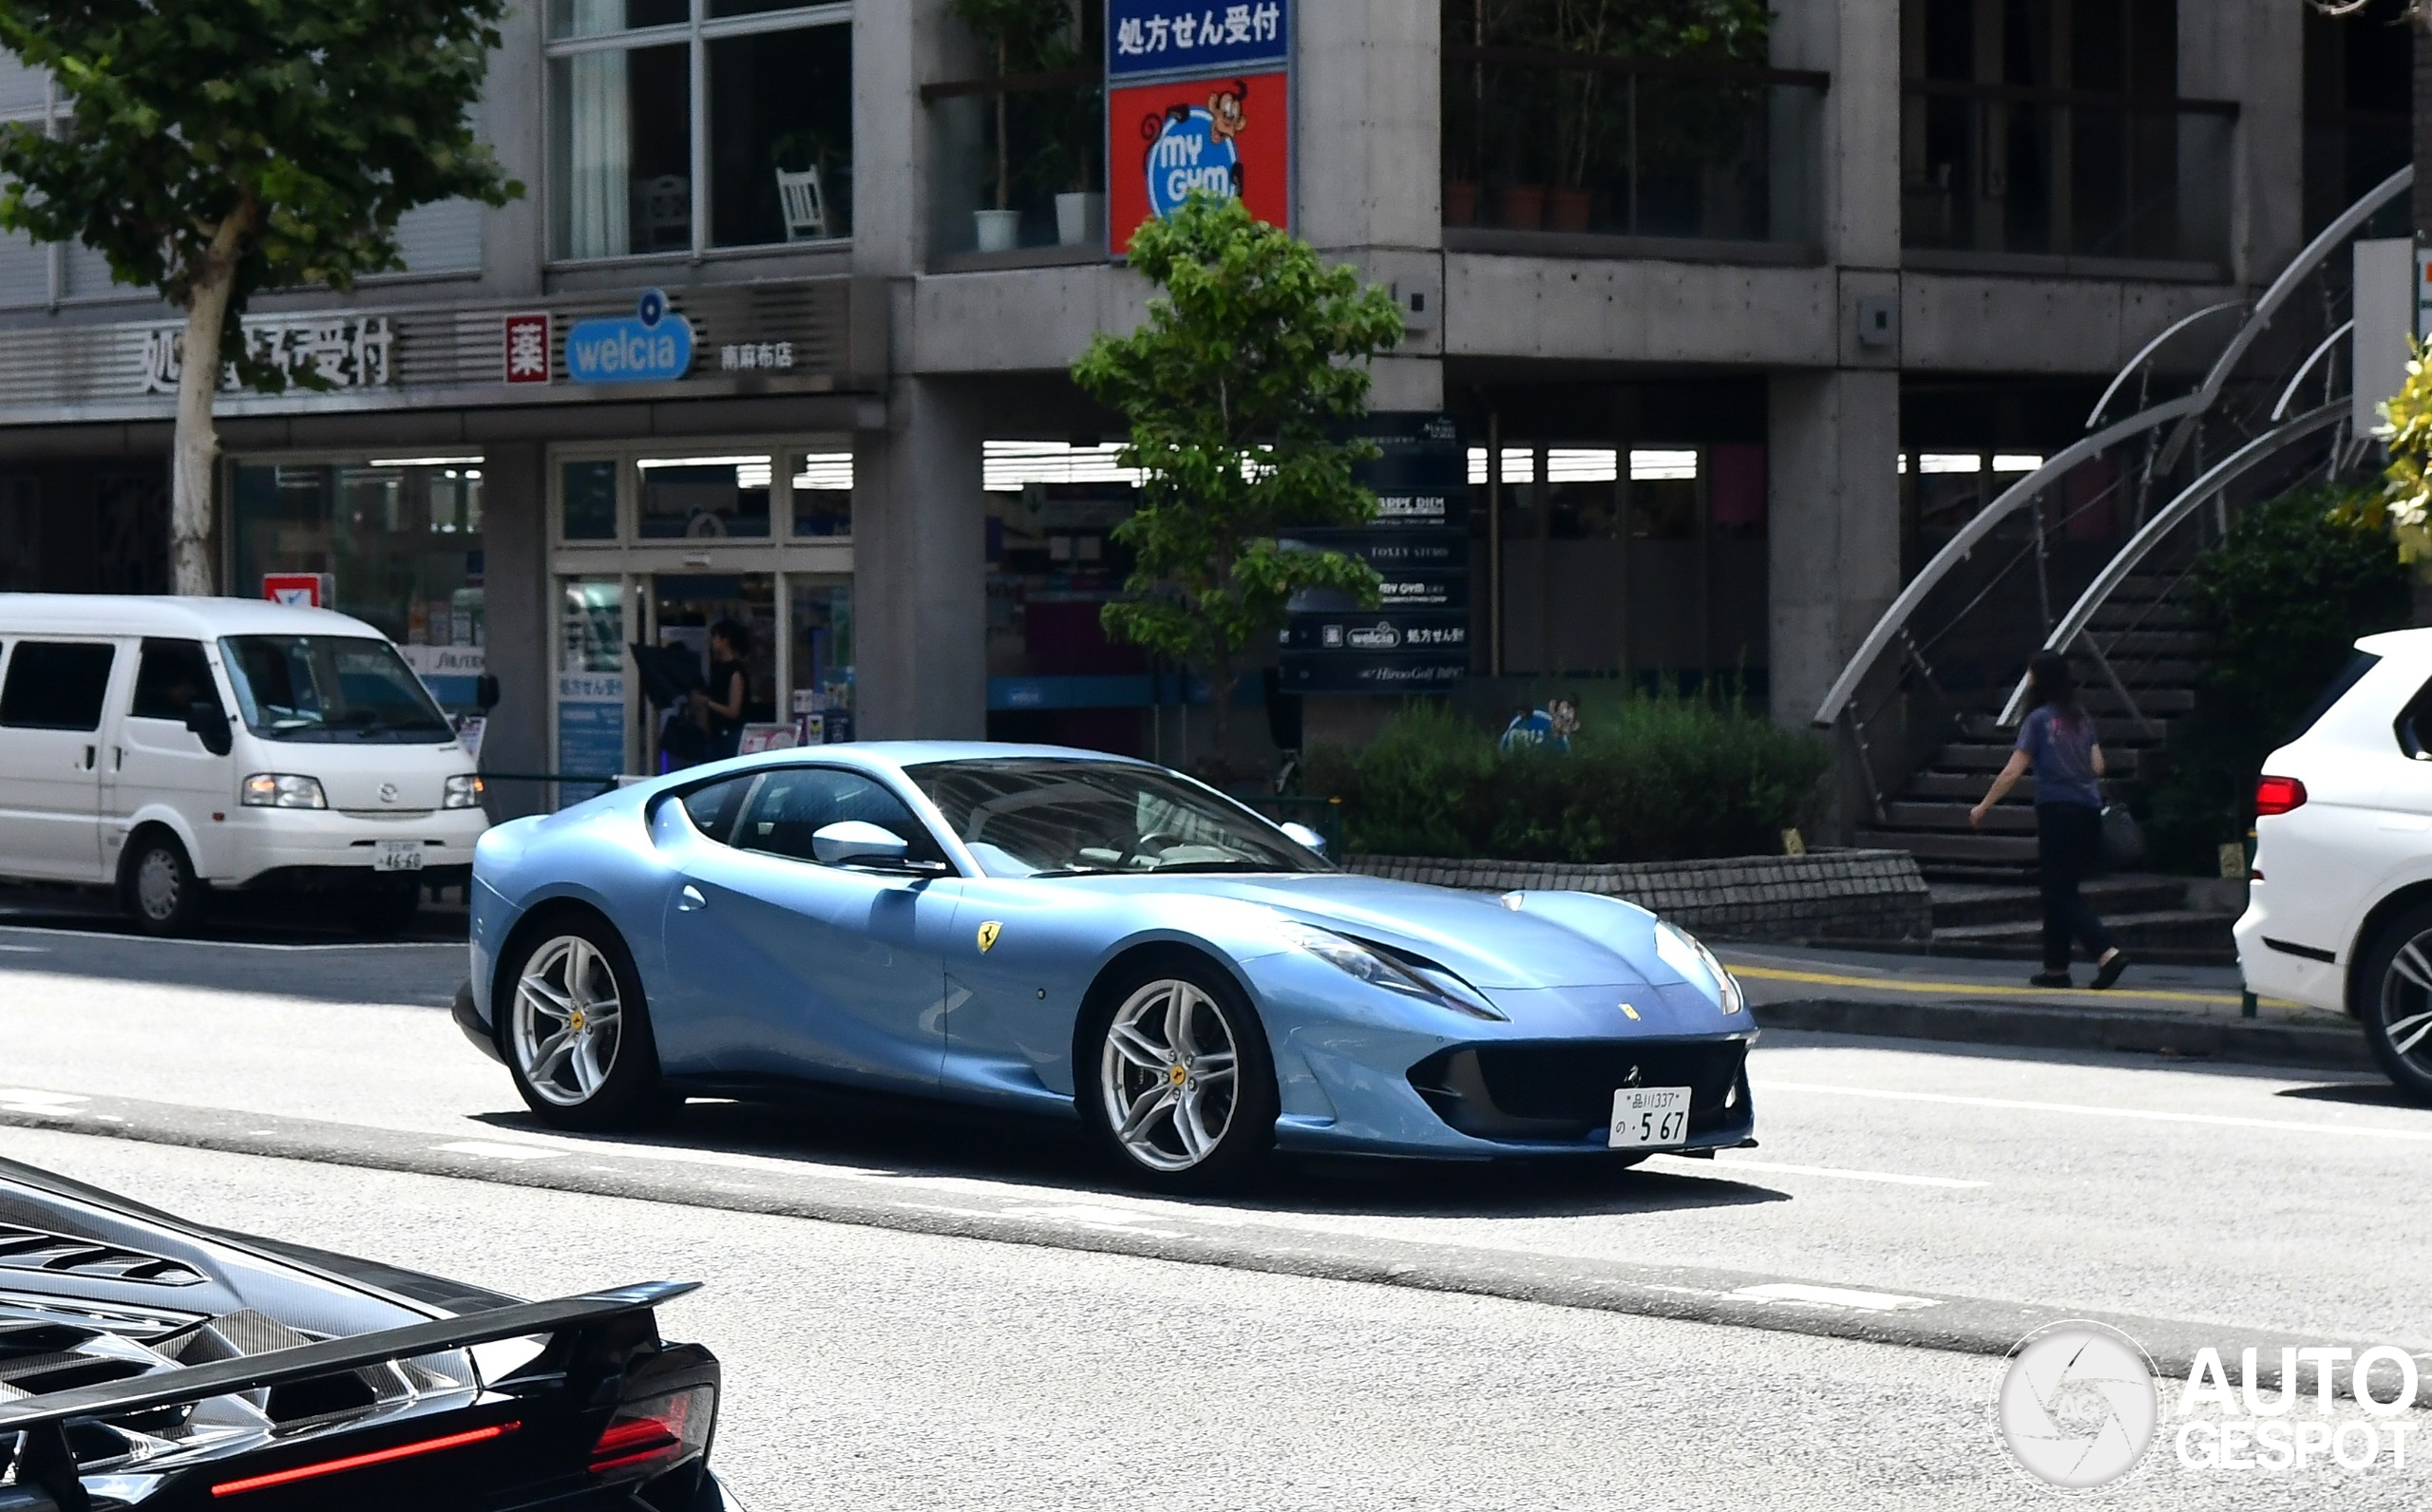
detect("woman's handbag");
top-left (2099, 790), bottom-right (2147, 869)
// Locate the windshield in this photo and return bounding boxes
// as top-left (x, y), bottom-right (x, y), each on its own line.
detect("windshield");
top-left (906, 759), bottom-right (1330, 878)
top-left (218, 635), bottom-right (454, 744)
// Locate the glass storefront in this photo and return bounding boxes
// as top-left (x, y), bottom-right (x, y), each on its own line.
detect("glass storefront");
top-left (550, 440), bottom-right (855, 799)
top-left (229, 455), bottom-right (489, 718)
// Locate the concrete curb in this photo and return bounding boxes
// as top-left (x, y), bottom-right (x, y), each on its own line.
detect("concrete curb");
top-left (1754, 997), bottom-right (2375, 1072)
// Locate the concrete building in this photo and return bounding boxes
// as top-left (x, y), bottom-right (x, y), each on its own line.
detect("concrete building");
top-left (0, 0), bottom-right (2404, 818)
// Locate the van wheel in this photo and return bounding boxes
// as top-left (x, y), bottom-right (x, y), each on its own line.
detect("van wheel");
top-left (122, 833), bottom-right (207, 937)
top-left (345, 879), bottom-right (422, 938)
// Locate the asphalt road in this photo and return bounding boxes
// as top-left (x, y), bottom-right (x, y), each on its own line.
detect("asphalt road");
top-left (7, 920), bottom-right (2432, 1505)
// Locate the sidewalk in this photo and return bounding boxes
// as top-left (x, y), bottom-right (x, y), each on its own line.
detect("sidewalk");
top-left (1716, 942), bottom-right (2374, 1073)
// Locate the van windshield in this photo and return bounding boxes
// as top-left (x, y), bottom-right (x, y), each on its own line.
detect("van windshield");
top-left (218, 635), bottom-right (454, 744)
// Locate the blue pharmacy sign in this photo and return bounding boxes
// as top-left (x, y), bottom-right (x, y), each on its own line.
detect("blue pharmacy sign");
top-left (565, 289), bottom-right (694, 386)
top-left (1108, 1), bottom-right (1289, 81)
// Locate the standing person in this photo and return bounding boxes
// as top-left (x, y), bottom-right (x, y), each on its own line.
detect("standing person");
top-left (1970, 652), bottom-right (2128, 990)
top-left (691, 619), bottom-right (750, 763)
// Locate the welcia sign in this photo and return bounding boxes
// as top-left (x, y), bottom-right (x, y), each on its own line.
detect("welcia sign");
top-left (565, 290), bottom-right (694, 386)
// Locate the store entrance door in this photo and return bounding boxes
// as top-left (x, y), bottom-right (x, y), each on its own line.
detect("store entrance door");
top-left (648, 575), bottom-right (777, 773)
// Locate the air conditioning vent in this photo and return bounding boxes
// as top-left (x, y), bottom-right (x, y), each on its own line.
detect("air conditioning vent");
top-left (0, 1223), bottom-right (204, 1286)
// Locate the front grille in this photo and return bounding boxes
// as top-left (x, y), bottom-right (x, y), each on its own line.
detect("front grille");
top-left (0, 1224), bottom-right (202, 1286)
top-left (1409, 1038), bottom-right (1752, 1143)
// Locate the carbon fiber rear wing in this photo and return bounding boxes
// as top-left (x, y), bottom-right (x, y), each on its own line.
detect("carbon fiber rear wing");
top-left (0, 1278), bottom-right (699, 1437)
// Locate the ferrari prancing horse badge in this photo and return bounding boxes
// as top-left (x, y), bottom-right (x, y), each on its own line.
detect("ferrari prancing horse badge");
top-left (977, 920), bottom-right (1002, 953)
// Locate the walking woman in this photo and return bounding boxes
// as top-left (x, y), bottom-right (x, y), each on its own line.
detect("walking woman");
top-left (1970, 652), bottom-right (2129, 990)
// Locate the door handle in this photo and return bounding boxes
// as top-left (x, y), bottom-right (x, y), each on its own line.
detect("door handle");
top-left (80, 745), bottom-right (94, 770)
top-left (676, 884), bottom-right (708, 913)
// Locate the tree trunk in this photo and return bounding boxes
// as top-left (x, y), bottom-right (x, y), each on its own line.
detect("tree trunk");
top-left (170, 209), bottom-right (253, 596)
top-left (995, 36), bottom-right (1012, 212)
top-left (1205, 649), bottom-right (1232, 776)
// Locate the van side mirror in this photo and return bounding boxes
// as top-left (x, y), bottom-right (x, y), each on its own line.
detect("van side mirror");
top-left (476, 673), bottom-right (501, 712)
top-left (185, 701), bottom-right (233, 758)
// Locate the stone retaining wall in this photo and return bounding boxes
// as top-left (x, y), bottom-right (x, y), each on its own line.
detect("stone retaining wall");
top-left (1340, 849), bottom-right (1932, 944)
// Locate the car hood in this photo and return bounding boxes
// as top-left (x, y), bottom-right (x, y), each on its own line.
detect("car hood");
top-left (1070, 871), bottom-right (1681, 990)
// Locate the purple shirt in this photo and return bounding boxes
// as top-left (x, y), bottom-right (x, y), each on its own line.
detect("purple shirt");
top-left (2018, 705), bottom-right (2102, 809)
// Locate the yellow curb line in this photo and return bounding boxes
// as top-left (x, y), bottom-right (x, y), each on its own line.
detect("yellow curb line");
top-left (1724, 962), bottom-right (2293, 1011)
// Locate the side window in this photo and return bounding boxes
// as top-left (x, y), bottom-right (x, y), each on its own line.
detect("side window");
top-left (730, 766), bottom-right (949, 868)
top-left (130, 639), bottom-right (218, 722)
top-left (0, 641), bottom-right (117, 731)
top-left (679, 775), bottom-right (752, 843)
top-left (2398, 674), bottom-right (2432, 761)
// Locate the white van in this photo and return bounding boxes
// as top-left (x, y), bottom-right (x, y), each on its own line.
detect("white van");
top-left (0, 595), bottom-right (488, 936)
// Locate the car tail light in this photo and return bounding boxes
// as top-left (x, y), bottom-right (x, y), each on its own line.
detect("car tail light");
top-left (590, 1385), bottom-right (714, 1480)
top-left (211, 1421), bottom-right (519, 1497)
top-left (2254, 776), bottom-right (2308, 817)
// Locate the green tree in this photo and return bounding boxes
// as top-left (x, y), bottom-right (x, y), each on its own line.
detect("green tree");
top-left (2144, 484), bottom-right (2412, 868)
top-left (1072, 194), bottom-right (1404, 768)
top-left (0, 1), bottom-right (522, 595)
top-left (948, 0), bottom-right (1075, 214)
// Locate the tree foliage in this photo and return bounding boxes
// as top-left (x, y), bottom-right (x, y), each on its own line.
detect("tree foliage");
top-left (1072, 194), bottom-right (1404, 760)
top-left (2372, 340), bottom-right (2432, 569)
top-left (0, 0), bottom-right (521, 385)
top-left (2143, 484), bottom-right (2412, 868)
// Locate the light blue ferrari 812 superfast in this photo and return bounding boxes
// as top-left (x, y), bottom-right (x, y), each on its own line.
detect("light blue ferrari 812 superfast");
top-left (457, 744), bottom-right (1757, 1188)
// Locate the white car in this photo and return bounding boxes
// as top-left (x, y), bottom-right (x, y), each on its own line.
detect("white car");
top-left (2236, 628), bottom-right (2432, 1099)
top-left (0, 594), bottom-right (488, 936)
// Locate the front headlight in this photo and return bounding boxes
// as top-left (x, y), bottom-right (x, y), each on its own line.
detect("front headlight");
top-left (1654, 919), bottom-right (1745, 1016)
top-left (241, 773), bottom-right (327, 809)
top-left (1275, 919), bottom-right (1505, 1020)
top-left (444, 773), bottom-right (485, 809)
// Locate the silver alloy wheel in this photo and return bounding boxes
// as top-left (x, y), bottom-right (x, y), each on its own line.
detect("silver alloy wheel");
top-left (2383, 931), bottom-right (2432, 1064)
top-left (1098, 978), bottom-right (1240, 1172)
top-left (512, 936), bottom-right (624, 1107)
top-left (135, 846), bottom-right (181, 921)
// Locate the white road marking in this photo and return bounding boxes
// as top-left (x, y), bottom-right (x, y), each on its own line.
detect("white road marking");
top-left (432, 1140), bottom-right (563, 1162)
top-left (0, 923), bottom-right (456, 952)
top-left (0, 1089), bottom-right (87, 1115)
top-left (0, 944), bottom-right (45, 954)
top-left (1758, 1080), bottom-right (2432, 1143)
top-left (1702, 1155), bottom-right (1987, 1189)
top-left (1726, 1282), bottom-right (1939, 1313)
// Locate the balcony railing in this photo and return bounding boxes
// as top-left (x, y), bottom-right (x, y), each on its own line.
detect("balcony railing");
top-left (1901, 82), bottom-right (2236, 273)
top-left (1442, 47), bottom-right (1826, 251)
top-left (923, 67), bottom-right (1107, 266)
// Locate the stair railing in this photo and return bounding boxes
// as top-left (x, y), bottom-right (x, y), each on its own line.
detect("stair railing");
top-left (1810, 167), bottom-right (2410, 822)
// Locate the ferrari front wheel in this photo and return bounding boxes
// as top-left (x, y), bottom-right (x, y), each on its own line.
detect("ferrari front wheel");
top-left (501, 918), bottom-right (665, 1130)
top-left (1083, 961), bottom-right (1278, 1191)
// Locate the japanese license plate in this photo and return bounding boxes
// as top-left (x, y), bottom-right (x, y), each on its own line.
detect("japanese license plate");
top-left (1608, 1086), bottom-right (1692, 1149)
top-left (372, 841), bottom-right (426, 873)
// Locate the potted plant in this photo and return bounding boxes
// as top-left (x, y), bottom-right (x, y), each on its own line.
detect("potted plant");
top-left (949, 0), bottom-right (1073, 253)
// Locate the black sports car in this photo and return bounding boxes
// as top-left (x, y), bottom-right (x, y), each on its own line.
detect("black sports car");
top-left (0, 1157), bottom-right (732, 1510)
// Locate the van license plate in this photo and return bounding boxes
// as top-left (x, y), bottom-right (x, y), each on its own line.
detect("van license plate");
top-left (372, 841), bottom-right (426, 873)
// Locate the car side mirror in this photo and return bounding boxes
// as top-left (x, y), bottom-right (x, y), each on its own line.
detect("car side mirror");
top-left (812, 820), bottom-right (913, 869)
top-left (185, 701), bottom-right (233, 758)
top-left (476, 673), bottom-right (502, 713)
top-left (1280, 821), bottom-right (1328, 857)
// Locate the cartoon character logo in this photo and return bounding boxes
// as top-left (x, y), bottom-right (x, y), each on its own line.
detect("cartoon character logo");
top-left (1142, 79), bottom-right (1252, 220)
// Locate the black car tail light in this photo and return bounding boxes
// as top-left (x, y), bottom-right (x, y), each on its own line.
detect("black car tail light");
top-left (590, 1385), bottom-right (714, 1480)
top-left (208, 1421), bottom-right (520, 1497)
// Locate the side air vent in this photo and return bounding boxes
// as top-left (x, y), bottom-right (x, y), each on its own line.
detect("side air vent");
top-left (0, 1223), bottom-right (205, 1286)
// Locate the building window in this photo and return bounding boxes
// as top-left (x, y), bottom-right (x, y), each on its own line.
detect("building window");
top-left (547, 1), bottom-right (853, 261)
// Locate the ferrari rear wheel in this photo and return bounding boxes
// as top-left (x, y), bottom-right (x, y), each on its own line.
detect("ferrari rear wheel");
top-left (1084, 962), bottom-right (1277, 1190)
top-left (502, 919), bottom-right (665, 1130)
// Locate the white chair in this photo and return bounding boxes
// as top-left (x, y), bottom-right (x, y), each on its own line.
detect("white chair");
top-left (631, 175), bottom-right (690, 251)
top-left (777, 166), bottom-right (827, 242)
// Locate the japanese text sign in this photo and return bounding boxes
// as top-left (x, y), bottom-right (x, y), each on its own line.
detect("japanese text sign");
top-left (1108, 1), bottom-right (1288, 80)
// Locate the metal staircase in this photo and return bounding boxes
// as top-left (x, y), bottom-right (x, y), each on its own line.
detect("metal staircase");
top-left (1808, 169), bottom-right (2412, 954)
